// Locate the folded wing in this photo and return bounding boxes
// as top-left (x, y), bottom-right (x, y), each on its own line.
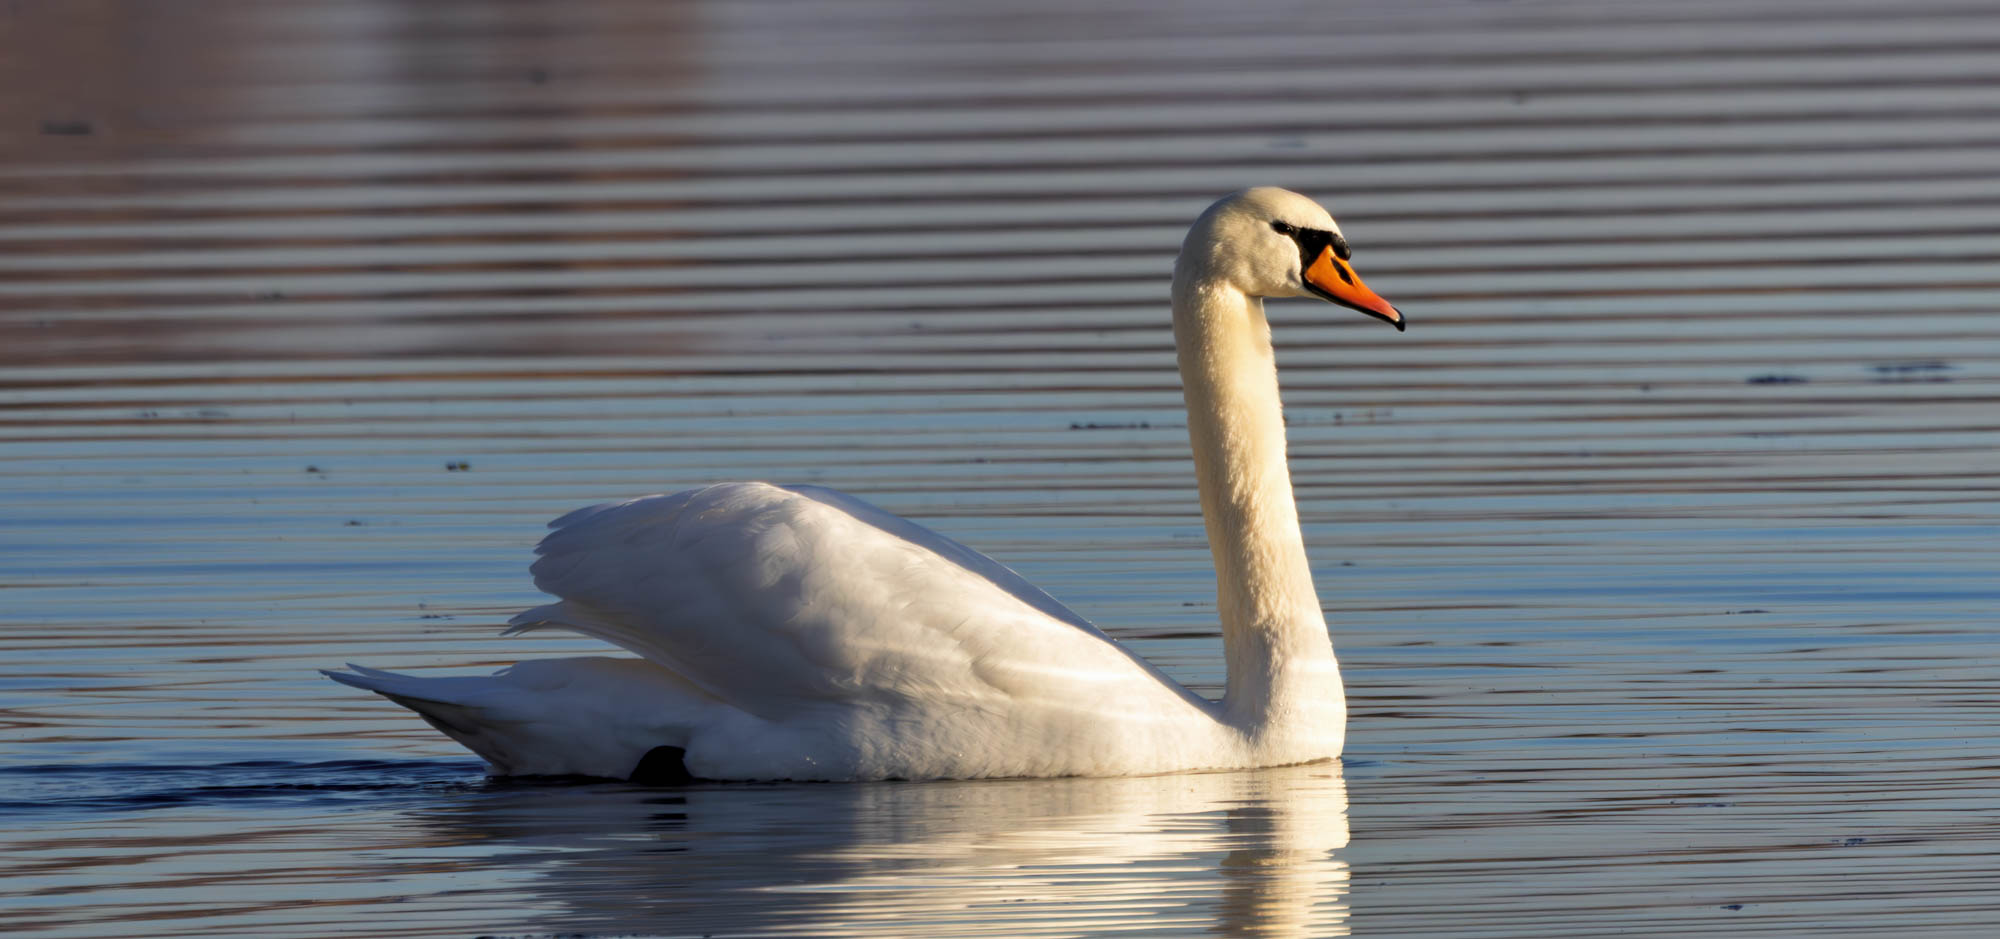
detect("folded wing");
top-left (507, 482), bottom-right (1210, 723)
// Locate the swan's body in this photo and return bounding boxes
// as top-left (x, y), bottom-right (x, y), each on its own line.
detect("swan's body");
top-left (326, 188), bottom-right (1403, 781)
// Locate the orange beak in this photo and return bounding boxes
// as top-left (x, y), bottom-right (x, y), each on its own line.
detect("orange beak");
top-left (1303, 244), bottom-right (1404, 331)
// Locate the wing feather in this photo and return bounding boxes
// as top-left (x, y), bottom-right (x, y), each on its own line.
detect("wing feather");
top-left (507, 482), bottom-right (1204, 720)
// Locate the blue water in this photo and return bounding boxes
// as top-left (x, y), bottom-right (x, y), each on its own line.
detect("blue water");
top-left (5, 0), bottom-right (2000, 936)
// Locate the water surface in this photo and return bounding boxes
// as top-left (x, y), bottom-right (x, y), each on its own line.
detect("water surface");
top-left (2, 0), bottom-right (1997, 936)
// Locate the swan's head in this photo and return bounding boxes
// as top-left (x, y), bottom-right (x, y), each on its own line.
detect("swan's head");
top-left (1178, 187), bottom-right (1404, 331)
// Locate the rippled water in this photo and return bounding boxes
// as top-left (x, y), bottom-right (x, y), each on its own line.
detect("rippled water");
top-left (4, 0), bottom-right (1998, 936)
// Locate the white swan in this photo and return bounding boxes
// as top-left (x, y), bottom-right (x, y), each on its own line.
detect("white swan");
top-left (326, 187), bottom-right (1404, 781)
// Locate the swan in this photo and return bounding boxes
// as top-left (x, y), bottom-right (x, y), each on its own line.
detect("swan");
top-left (325, 187), bottom-right (1404, 782)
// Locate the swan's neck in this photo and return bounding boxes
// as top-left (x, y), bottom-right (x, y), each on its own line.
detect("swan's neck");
top-left (1171, 278), bottom-right (1342, 732)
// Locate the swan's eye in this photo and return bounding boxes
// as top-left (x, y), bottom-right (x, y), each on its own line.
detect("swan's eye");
top-left (1271, 222), bottom-right (1341, 274)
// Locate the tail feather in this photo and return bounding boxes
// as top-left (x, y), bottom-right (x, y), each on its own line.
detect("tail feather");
top-left (323, 662), bottom-right (487, 705)
top-left (323, 657), bottom-right (713, 779)
top-left (322, 664), bottom-right (531, 769)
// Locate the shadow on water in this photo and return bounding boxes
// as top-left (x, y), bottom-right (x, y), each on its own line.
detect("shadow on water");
top-left (0, 759), bottom-right (485, 816)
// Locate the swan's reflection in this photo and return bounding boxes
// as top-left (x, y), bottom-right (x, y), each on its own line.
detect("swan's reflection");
top-left (411, 762), bottom-right (1349, 937)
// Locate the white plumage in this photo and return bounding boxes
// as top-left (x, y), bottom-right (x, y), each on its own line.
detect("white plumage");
top-left (326, 188), bottom-right (1404, 781)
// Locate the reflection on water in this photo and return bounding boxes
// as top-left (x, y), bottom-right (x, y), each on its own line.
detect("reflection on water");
top-left (429, 765), bottom-right (1349, 938)
top-left (4, 0), bottom-right (2000, 936)
top-left (1, 761), bottom-right (1349, 938)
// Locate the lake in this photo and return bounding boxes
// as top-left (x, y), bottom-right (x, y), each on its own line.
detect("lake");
top-left (2, 0), bottom-right (1997, 936)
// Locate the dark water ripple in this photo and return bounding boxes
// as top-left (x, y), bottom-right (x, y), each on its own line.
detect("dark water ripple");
top-left (0, 760), bottom-right (487, 816)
